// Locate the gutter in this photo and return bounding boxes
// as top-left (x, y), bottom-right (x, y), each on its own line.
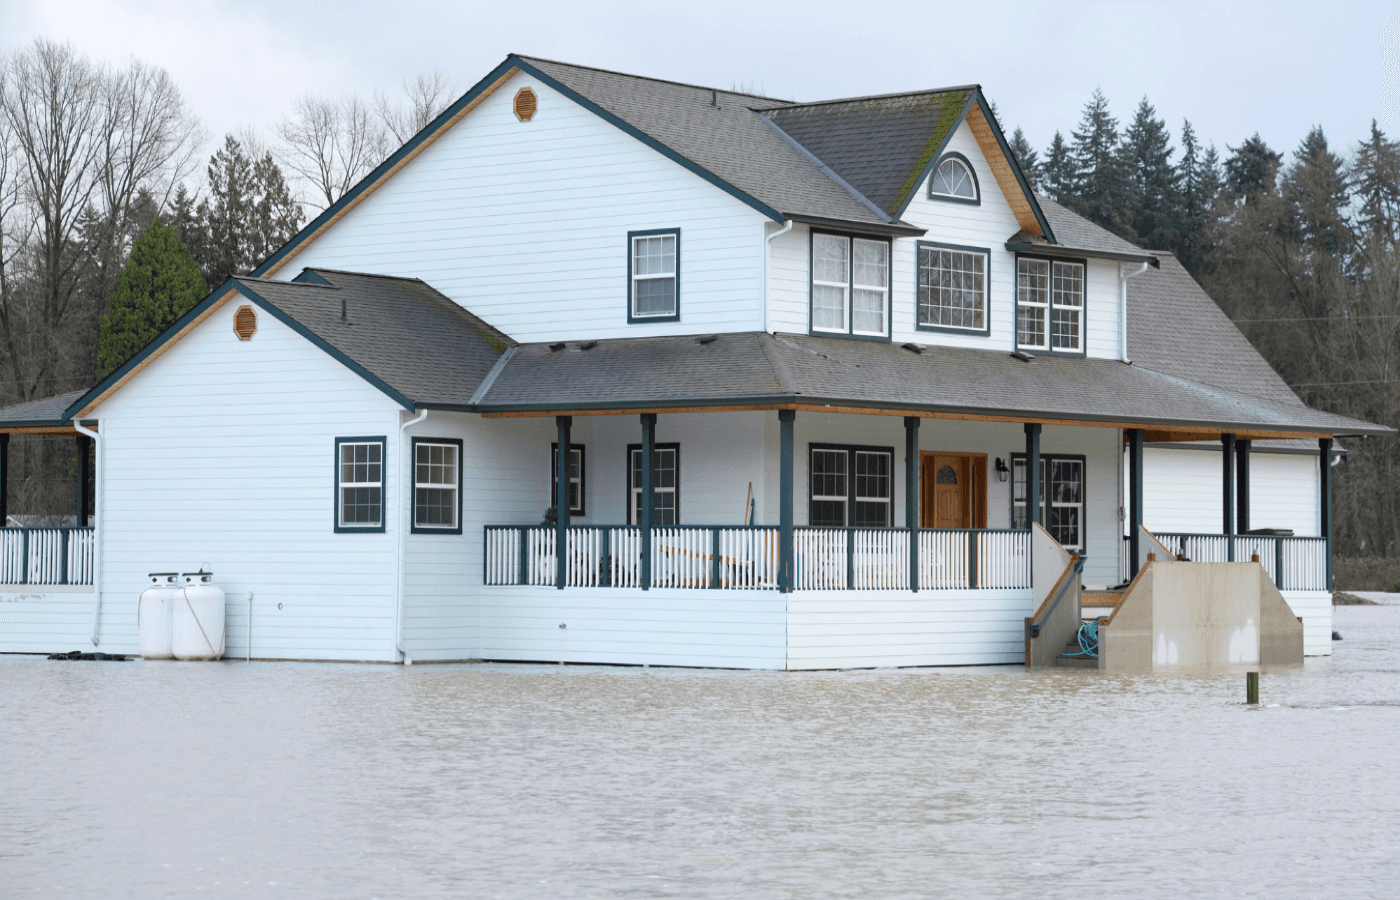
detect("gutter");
top-left (763, 220), bottom-right (793, 333)
top-left (1119, 261), bottom-right (1151, 362)
top-left (395, 408), bottom-right (428, 663)
top-left (73, 420), bottom-right (101, 646)
top-left (1006, 241), bottom-right (1158, 266)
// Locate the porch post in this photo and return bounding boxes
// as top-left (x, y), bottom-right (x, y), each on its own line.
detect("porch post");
top-left (555, 416), bottom-right (571, 590)
top-left (1127, 428), bottom-right (1145, 578)
top-left (904, 416), bottom-right (919, 593)
top-left (1221, 433), bottom-right (1236, 561)
top-left (1236, 439), bottom-right (1251, 535)
top-left (1320, 437), bottom-right (1333, 590)
top-left (779, 410), bottom-right (795, 593)
top-left (640, 413), bottom-right (656, 591)
top-left (0, 433), bottom-right (8, 527)
top-left (1024, 423), bottom-right (1042, 528)
top-left (75, 434), bottom-right (90, 527)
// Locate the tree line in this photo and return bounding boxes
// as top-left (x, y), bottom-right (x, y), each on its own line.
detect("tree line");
top-left (1006, 93), bottom-right (1400, 557)
top-left (0, 38), bottom-right (452, 518)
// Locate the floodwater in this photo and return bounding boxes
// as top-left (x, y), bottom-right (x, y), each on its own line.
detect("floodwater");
top-left (2, 609), bottom-right (1398, 899)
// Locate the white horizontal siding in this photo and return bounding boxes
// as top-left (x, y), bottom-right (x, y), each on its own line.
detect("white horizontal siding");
top-left (276, 71), bottom-right (767, 341)
top-left (89, 299), bottom-right (404, 662)
top-left (787, 588), bottom-right (1033, 668)
top-left (1281, 589), bottom-right (1333, 656)
top-left (768, 221), bottom-right (811, 334)
top-left (0, 588), bottom-right (94, 654)
top-left (1251, 452), bottom-right (1320, 536)
top-left (1140, 447), bottom-right (1320, 538)
top-left (480, 586), bottom-right (786, 668)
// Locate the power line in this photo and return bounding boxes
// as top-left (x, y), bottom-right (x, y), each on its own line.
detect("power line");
top-left (1291, 380), bottom-right (1400, 387)
top-left (1235, 315), bottom-right (1400, 323)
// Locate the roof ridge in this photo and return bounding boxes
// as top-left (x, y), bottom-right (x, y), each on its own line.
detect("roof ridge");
top-left (513, 54), bottom-right (787, 102)
top-left (769, 85), bottom-right (981, 110)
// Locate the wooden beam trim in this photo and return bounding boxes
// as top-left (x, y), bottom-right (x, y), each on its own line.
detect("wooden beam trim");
top-left (0, 426), bottom-right (83, 435)
top-left (260, 67), bottom-right (518, 279)
top-left (965, 104), bottom-right (1043, 237)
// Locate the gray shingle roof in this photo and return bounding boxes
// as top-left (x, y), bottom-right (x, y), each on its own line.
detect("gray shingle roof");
top-left (760, 89), bottom-right (973, 218)
top-left (0, 390), bottom-right (87, 429)
top-left (477, 331), bottom-right (1388, 437)
top-left (1008, 194), bottom-right (1157, 261)
top-left (236, 269), bottom-right (511, 407)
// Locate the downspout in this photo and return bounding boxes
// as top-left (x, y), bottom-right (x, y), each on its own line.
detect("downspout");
top-left (763, 219), bottom-right (793, 333)
top-left (396, 408), bottom-right (428, 663)
top-left (1119, 262), bottom-right (1150, 362)
top-left (74, 420), bottom-right (101, 646)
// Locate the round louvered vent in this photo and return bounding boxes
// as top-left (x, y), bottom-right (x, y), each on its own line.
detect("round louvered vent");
top-left (513, 87), bottom-right (537, 122)
top-left (233, 305), bottom-right (257, 340)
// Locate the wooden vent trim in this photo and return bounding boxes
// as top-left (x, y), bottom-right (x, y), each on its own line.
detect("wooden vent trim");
top-left (233, 305), bottom-right (257, 340)
top-left (513, 87), bottom-right (537, 122)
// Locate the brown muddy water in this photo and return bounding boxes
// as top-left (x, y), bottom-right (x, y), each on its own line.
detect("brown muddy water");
top-left (2, 606), bottom-right (1398, 899)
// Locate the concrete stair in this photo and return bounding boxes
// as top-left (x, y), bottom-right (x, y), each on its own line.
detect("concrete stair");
top-left (1054, 622), bottom-right (1100, 668)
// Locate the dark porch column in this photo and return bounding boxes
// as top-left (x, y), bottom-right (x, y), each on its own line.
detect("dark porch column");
top-left (1127, 428), bottom-right (1145, 578)
top-left (904, 416), bottom-right (920, 593)
top-left (1221, 433), bottom-right (1236, 561)
top-left (75, 434), bottom-right (91, 528)
top-left (555, 416), bottom-right (571, 590)
top-left (1236, 439), bottom-right (1251, 535)
top-left (0, 433), bottom-right (9, 527)
top-left (1320, 437), bottom-right (1333, 590)
top-left (640, 413), bottom-right (656, 591)
top-left (779, 410), bottom-right (795, 593)
top-left (1024, 423), bottom-right (1042, 528)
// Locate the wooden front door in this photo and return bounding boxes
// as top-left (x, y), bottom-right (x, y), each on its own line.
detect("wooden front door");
top-left (920, 452), bottom-right (987, 529)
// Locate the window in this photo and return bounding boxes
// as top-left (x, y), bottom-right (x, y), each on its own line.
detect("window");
top-left (550, 443), bottom-right (586, 515)
top-left (335, 437), bottom-right (385, 533)
top-left (628, 229), bottom-right (680, 322)
top-left (918, 242), bottom-right (988, 333)
top-left (1011, 453), bottom-right (1085, 551)
top-left (809, 444), bottom-right (893, 527)
top-left (412, 438), bottom-right (461, 533)
top-left (627, 443), bottom-right (679, 525)
top-left (1017, 256), bottom-right (1085, 353)
top-left (928, 153), bottom-right (979, 203)
top-left (811, 232), bottom-right (890, 337)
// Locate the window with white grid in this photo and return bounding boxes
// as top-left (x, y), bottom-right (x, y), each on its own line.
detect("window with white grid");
top-left (336, 438), bottom-right (384, 531)
top-left (1011, 454), bottom-right (1084, 551)
top-left (811, 232), bottom-right (890, 337)
top-left (413, 439), bottom-right (460, 531)
top-left (1018, 256), bottom-right (1085, 353)
top-left (809, 444), bottom-right (893, 527)
top-left (1051, 261), bottom-right (1084, 351)
top-left (812, 233), bottom-right (849, 333)
top-left (630, 231), bottom-right (678, 320)
top-left (929, 155), bottom-right (978, 201)
top-left (628, 444), bottom-right (679, 525)
top-left (1016, 258), bottom-right (1049, 350)
top-left (919, 244), bottom-right (987, 331)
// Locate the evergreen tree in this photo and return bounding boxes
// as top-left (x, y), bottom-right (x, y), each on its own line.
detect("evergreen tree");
top-left (1176, 120), bottom-right (1218, 276)
top-left (1286, 126), bottom-right (1352, 259)
top-left (1066, 89), bottom-right (1133, 236)
top-left (95, 221), bottom-right (208, 377)
top-left (1353, 120), bottom-right (1400, 244)
top-left (188, 135), bottom-right (302, 287)
top-left (1041, 131), bottom-right (1074, 202)
top-left (1224, 133), bottom-right (1282, 200)
top-left (1120, 97), bottom-right (1178, 250)
top-left (1008, 127), bottom-right (1041, 189)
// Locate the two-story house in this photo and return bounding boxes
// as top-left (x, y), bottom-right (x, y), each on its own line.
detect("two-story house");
top-left (0, 55), bottom-right (1387, 667)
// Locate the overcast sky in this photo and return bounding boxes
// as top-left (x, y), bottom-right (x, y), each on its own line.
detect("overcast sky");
top-left (5, 0), bottom-right (1399, 174)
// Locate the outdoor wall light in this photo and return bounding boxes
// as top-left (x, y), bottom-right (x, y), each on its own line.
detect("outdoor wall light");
top-left (995, 457), bottom-right (1009, 482)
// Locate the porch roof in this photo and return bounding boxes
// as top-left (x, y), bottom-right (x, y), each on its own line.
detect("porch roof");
top-left (470, 331), bottom-right (1391, 439)
top-left (0, 390), bottom-right (87, 434)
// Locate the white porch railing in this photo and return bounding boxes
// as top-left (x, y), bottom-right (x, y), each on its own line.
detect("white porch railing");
top-left (1142, 532), bottom-right (1329, 591)
top-left (485, 525), bottom-right (1029, 591)
top-left (0, 527), bottom-right (94, 585)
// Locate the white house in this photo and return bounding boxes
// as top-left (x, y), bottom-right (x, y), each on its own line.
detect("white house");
top-left (0, 55), bottom-right (1387, 667)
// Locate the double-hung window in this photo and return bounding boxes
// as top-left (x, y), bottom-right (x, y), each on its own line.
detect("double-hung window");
top-left (550, 443), bottom-right (586, 515)
top-left (627, 443), bottom-right (679, 525)
top-left (413, 438), bottom-right (461, 533)
top-left (811, 232), bottom-right (890, 337)
top-left (809, 444), bottom-right (893, 527)
top-left (918, 242), bottom-right (988, 333)
top-left (628, 229), bottom-right (679, 322)
top-left (1011, 453), bottom-right (1085, 551)
top-left (1017, 256), bottom-right (1085, 353)
top-left (336, 437), bottom-right (385, 532)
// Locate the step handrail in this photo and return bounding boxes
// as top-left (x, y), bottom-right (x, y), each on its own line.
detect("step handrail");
top-left (1028, 554), bottom-right (1083, 638)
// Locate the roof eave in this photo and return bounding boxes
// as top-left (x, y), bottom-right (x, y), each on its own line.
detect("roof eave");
top-left (1005, 240), bottom-right (1160, 266)
top-left (784, 214), bottom-right (926, 237)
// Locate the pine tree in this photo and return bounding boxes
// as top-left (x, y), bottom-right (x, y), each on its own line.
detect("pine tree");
top-left (1286, 126), bottom-right (1351, 259)
top-left (188, 135), bottom-right (303, 287)
top-left (1066, 89), bottom-right (1133, 236)
top-left (1224, 133), bottom-right (1282, 200)
top-left (95, 221), bottom-right (208, 377)
top-left (1353, 120), bottom-right (1400, 244)
top-left (1176, 120), bottom-right (1220, 276)
top-left (1008, 127), bottom-right (1041, 189)
top-left (1041, 131), bottom-right (1073, 202)
top-left (1121, 97), bottom-right (1178, 250)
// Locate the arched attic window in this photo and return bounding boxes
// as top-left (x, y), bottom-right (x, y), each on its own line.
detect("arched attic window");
top-left (929, 152), bottom-right (979, 204)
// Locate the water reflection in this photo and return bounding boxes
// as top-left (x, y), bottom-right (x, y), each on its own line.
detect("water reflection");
top-left (2, 606), bottom-right (1397, 898)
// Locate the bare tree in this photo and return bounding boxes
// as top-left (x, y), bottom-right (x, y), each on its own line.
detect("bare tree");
top-left (275, 93), bottom-right (386, 212)
top-left (375, 71), bottom-right (455, 146)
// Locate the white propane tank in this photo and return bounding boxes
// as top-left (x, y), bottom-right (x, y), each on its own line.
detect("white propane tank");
top-left (138, 572), bottom-right (180, 659)
top-left (173, 571), bottom-right (226, 660)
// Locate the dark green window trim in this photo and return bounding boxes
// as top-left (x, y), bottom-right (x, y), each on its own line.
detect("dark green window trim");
top-left (335, 436), bottom-right (387, 534)
top-left (411, 437), bottom-right (463, 535)
top-left (808, 442), bottom-right (895, 528)
top-left (1013, 253), bottom-right (1089, 359)
top-left (915, 240), bottom-right (991, 337)
top-left (550, 442), bottom-right (586, 516)
top-left (927, 151), bottom-right (980, 205)
top-left (627, 228), bottom-right (681, 324)
top-left (1010, 452), bottom-right (1087, 552)
top-left (808, 229), bottom-right (893, 342)
top-left (626, 442), bottom-right (680, 525)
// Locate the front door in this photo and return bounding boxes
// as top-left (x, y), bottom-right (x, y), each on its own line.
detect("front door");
top-left (920, 452), bottom-right (986, 529)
